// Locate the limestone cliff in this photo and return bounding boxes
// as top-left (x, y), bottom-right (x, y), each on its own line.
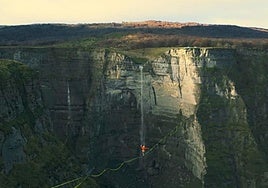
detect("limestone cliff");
top-left (78, 47), bottom-right (267, 187)
top-left (0, 59), bottom-right (97, 187)
top-left (0, 60), bottom-right (41, 174)
top-left (0, 47), bottom-right (267, 187)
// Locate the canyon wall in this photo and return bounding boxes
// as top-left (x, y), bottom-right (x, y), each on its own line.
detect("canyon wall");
top-left (0, 47), bottom-right (267, 187)
top-left (0, 59), bottom-right (96, 187)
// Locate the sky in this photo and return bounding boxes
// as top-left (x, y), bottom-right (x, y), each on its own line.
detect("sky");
top-left (1, 0), bottom-right (267, 28)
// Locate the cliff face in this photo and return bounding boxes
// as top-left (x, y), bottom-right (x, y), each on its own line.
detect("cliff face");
top-left (0, 60), bottom-right (41, 174)
top-left (231, 49), bottom-right (268, 157)
top-left (0, 59), bottom-right (95, 187)
top-left (1, 48), bottom-right (92, 139)
top-left (0, 47), bottom-right (267, 187)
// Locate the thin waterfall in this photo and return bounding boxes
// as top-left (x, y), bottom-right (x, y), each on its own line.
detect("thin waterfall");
top-left (67, 81), bottom-right (71, 121)
top-left (139, 66), bottom-right (145, 146)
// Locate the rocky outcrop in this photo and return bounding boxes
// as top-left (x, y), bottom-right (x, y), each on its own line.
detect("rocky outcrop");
top-left (0, 60), bottom-right (41, 174)
top-left (150, 48), bottom-right (207, 181)
top-left (83, 47), bottom-right (250, 187)
top-left (86, 47), bottom-right (267, 187)
top-left (0, 47), bottom-right (267, 187)
top-left (0, 60), bottom-right (92, 187)
top-left (0, 48), bottom-right (92, 139)
top-left (228, 49), bottom-right (268, 187)
top-left (2, 127), bottom-right (26, 173)
top-left (197, 60), bottom-right (267, 187)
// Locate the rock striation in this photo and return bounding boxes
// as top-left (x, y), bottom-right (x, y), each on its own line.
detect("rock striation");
top-left (0, 59), bottom-right (90, 187)
top-left (0, 47), bottom-right (267, 187)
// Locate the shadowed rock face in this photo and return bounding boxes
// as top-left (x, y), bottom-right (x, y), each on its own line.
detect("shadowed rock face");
top-left (0, 60), bottom-right (42, 174)
top-left (0, 48), bottom-right (92, 139)
top-left (2, 127), bottom-right (26, 173)
top-left (0, 47), bottom-right (267, 187)
top-left (0, 59), bottom-right (96, 187)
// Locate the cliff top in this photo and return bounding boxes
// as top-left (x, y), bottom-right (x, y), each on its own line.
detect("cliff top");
top-left (0, 21), bottom-right (268, 49)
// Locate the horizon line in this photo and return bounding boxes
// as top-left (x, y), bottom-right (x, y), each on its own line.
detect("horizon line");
top-left (1, 20), bottom-right (267, 30)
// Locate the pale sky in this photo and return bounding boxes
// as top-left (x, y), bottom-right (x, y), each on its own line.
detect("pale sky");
top-left (1, 0), bottom-right (267, 28)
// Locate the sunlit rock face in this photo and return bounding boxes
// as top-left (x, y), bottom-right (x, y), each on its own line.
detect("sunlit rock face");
top-left (150, 48), bottom-right (205, 182)
top-left (0, 47), bottom-right (267, 187)
top-left (149, 48), bottom-right (237, 183)
top-left (86, 48), bottom-right (267, 187)
top-left (84, 47), bottom-right (242, 187)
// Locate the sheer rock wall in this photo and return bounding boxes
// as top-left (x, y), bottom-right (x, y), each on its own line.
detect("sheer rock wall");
top-left (0, 47), bottom-right (267, 187)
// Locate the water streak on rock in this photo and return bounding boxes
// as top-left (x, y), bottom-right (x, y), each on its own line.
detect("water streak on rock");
top-left (67, 81), bottom-right (71, 121)
top-left (139, 65), bottom-right (145, 146)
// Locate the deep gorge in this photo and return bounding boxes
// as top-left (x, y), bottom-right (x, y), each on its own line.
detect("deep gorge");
top-left (0, 47), bottom-right (267, 187)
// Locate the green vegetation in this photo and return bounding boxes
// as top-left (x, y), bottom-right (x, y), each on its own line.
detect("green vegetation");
top-left (54, 37), bottom-right (98, 49)
top-left (0, 59), bottom-right (91, 187)
top-left (197, 66), bottom-right (267, 187)
top-left (229, 49), bottom-right (268, 162)
top-left (0, 59), bottom-right (37, 83)
top-left (0, 59), bottom-right (37, 133)
top-left (0, 23), bottom-right (268, 187)
top-left (0, 111), bottom-right (33, 134)
top-left (1, 23), bottom-right (268, 50)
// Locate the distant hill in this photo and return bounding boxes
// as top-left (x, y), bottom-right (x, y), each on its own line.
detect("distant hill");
top-left (0, 21), bottom-right (268, 46)
top-left (122, 20), bottom-right (203, 28)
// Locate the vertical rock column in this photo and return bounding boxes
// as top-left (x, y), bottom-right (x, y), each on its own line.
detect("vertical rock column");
top-left (169, 49), bottom-right (206, 181)
top-left (150, 48), bottom-right (207, 183)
